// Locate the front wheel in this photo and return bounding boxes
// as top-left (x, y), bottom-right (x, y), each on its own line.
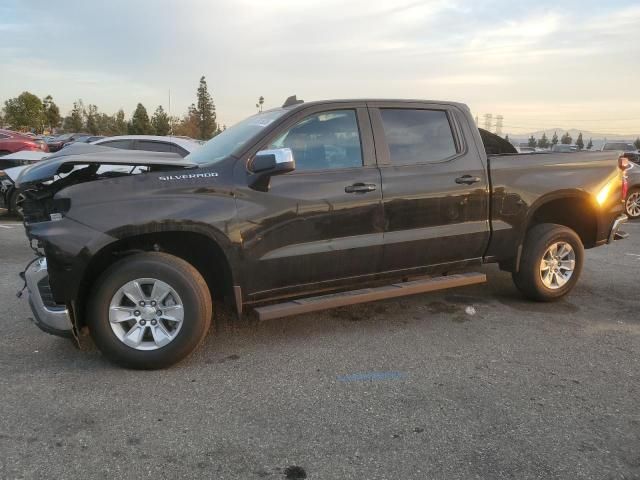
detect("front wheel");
top-left (512, 223), bottom-right (584, 302)
top-left (88, 252), bottom-right (212, 369)
top-left (625, 188), bottom-right (640, 219)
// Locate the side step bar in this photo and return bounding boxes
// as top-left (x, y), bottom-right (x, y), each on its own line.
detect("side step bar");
top-left (254, 272), bottom-right (486, 321)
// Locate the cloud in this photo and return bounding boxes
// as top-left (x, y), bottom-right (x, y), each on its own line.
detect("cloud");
top-left (0, 0), bottom-right (638, 133)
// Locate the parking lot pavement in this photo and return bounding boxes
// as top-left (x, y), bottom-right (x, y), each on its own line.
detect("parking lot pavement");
top-left (1, 216), bottom-right (639, 480)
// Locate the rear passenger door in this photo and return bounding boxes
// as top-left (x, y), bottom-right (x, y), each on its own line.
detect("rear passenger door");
top-left (369, 102), bottom-right (490, 273)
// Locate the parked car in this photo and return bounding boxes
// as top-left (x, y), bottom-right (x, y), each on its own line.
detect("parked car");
top-left (15, 98), bottom-right (628, 369)
top-left (624, 163), bottom-right (640, 219)
top-left (64, 135), bottom-right (106, 146)
top-left (46, 133), bottom-right (89, 152)
top-left (0, 129), bottom-right (49, 157)
top-left (602, 142), bottom-right (640, 164)
top-left (551, 144), bottom-right (577, 153)
top-left (0, 151), bottom-right (48, 214)
top-left (92, 135), bottom-right (202, 157)
top-left (516, 146), bottom-right (536, 153)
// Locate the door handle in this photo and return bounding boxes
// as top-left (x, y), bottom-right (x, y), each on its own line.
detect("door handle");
top-left (455, 175), bottom-right (481, 185)
top-left (345, 183), bottom-right (377, 193)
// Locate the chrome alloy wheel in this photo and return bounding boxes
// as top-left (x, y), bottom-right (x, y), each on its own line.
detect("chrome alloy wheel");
top-left (539, 242), bottom-right (576, 289)
top-left (109, 278), bottom-right (184, 350)
top-left (626, 191), bottom-right (640, 218)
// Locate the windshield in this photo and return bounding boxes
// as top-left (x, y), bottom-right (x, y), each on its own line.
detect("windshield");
top-left (186, 109), bottom-right (289, 165)
top-left (603, 143), bottom-right (635, 152)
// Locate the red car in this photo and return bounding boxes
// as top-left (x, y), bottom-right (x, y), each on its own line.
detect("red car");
top-left (0, 129), bottom-right (49, 156)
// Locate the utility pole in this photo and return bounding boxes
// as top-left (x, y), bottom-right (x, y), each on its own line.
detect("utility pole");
top-left (168, 89), bottom-right (173, 136)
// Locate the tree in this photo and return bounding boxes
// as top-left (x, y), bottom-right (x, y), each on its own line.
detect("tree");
top-left (173, 104), bottom-right (199, 138)
top-left (95, 113), bottom-right (114, 135)
top-left (113, 109), bottom-right (128, 135)
top-left (528, 135), bottom-right (537, 148)
top-left (537, 132), bottom-right (550, 149)
top-left (129, 103), bottom-right (151, 134)
top-left (551, 131), bottom-right (559, 146)
top-left (634, 137), bottom-right (640, 150)
top-left (42, 95), bottom-right (61, 131)
top-left (561, 132), bottom-right (572, 145)
top-left (85, 104), bottom-right (99, 135)
top-left (587, 138), bottom-right (593, 150)
top-left (195, 76), bottom-right (217, 140)
top-left (575, 132), bottom-right (584, 150)
top-left (256, 95), bottom-right (264, 112)
top-left (63, 100), bottom-right (85, 132)
top-left (151, 105), bottom-right (171, 136)
top-left (3, 91), bottom-right (45, 132)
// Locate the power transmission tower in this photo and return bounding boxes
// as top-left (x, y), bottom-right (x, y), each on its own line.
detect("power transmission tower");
top-left (495, 115), bottom-right (504, 136)
top-left (483, 114), bottom-right (493, 131)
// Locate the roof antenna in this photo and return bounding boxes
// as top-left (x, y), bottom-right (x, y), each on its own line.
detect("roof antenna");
top-left (282, 95), bottom-right (304, 108)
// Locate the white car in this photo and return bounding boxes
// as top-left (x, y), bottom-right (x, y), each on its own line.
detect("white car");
top-left (90, 135), bottom-right (202, 158)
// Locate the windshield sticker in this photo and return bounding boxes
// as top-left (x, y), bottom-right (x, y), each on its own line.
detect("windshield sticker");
top-left (159, 172), bottom-right (218, 181)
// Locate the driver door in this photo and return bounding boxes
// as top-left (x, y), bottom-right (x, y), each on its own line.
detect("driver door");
top-left (236, 103), bottom-right (385, 300)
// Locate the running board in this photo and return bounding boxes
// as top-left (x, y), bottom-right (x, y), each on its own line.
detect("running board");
top-left (254, 272), bottom-right (486, 321)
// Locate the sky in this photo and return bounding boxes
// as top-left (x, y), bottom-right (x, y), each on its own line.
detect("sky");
top-left (1, 0), bottom-right (639, 136)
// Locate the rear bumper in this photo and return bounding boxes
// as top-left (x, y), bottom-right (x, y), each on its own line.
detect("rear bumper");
top-left (24, 257), bottom-right (74, 338)
top-left (607, 214), bottom-right (628, 244)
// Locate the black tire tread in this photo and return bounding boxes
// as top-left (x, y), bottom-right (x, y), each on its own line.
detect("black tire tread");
top-left (512, 223), bottom-right (584, 302)
top-left (88, 252), bottom-right (212, 369)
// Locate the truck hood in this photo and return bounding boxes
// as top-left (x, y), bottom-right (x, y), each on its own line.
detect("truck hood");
top-left (15, 143), bottom-right (197, 188)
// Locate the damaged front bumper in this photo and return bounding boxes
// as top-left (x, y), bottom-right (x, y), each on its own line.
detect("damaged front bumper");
top-left (24, 257), bottom-right (74, 338)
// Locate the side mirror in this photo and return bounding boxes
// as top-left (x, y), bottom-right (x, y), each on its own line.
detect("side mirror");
top-left (249, 148), bottom-right (295, 191)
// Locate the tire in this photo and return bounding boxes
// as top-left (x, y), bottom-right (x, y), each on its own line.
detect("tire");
top-left (88, 252), bottom-right (212, 369)
top-left (8, 189), bottom-right (22, 218)
top-left (625, 188), bottom-right (640, 219)
top-left (512, 223), bottom-right (584, 302)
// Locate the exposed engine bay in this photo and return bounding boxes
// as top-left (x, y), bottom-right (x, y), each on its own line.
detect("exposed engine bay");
top-left (14, 143), bottom-right (198, 225)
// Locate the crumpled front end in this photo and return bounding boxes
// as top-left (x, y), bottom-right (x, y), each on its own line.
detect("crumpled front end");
top-left (23, 257), bottom-right (74, 338)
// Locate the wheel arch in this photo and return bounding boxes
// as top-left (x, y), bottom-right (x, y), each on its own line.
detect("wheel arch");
top-left (76, 229), bottom-right (238, 327)
top-left (512, 190), bottom-right (598, 272)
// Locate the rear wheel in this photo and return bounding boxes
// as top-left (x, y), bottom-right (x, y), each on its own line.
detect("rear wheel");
top-left (88, 252), bottom-right (212, 369)
top-left (625, 188), bottom-right (640, 219)
top-left (512, 223), bottom-right (584, 302)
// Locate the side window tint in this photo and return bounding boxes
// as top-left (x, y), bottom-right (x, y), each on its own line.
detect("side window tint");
top-left (380, 109), bottom-right (457, 165)
top-left (269, 110), bottom-right (362, 171)
top-left (170, 144), bottom-right (189, 157)
top-left (99, 140), bottom-right (132, 149)
top-left (136, 141), bottom-right (173, 153)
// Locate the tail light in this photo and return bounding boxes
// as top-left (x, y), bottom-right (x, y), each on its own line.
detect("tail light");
top-left (618, 156), bottom-right (631, 171)
top-left (619, 156), bottom-right (630, 200)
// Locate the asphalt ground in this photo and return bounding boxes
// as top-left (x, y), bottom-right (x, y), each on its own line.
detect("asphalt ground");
top-left (1, 210), bottom-right (639, 480)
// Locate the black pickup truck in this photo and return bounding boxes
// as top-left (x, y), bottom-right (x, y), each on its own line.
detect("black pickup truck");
top-left (15, 98), bottom-right (630, 369)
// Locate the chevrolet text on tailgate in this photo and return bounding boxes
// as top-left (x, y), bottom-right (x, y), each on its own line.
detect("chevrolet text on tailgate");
top-left (15, 97), bottom-right (630, 369)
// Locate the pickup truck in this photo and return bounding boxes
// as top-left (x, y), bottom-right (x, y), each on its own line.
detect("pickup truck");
top-left (15, 98), bottom-right (630, 369)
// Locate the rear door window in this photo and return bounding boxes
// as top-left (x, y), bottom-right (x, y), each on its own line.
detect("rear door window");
top-left (379, 109), bottom-right (457, 165)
